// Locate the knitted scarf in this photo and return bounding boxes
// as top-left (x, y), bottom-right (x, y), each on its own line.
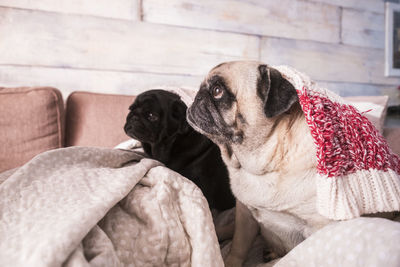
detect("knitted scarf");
top-left (276, 66), bottom-right (400, 220)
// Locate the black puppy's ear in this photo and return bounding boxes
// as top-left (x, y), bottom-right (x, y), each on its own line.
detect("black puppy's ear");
top-left (257, 65), bottom-right (298, 118)
top-left (170, 100), bottom-right (190, 134)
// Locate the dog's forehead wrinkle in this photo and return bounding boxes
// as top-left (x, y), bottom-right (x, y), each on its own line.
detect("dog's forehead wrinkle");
top-left (237, 112), bottom-right (247, 125)
top-left (206, 73), bottom-right (228, 88)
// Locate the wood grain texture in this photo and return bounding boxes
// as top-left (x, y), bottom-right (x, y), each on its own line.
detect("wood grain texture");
top-left (318, 80), bottom-right (400, 106)
top-left (0, 0), bottom-right (138, 20)
top-left (341, 9), bottom-right (384, 48)
top-left (0, 7), bottom-right (259, 77)
top-left (0, 65), bottom-right (202, 100)
top-left (0, 1), bottom-right (392, 103)
top-left (260, 37), bottom-right (400, 85)
top-left (316, 81), bottom-right (389, 97)
top-left (308, 0), bottom-right (384, 13)
top-left (143, 0), bottom-right (341, 43)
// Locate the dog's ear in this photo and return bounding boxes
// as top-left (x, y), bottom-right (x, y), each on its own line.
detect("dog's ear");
top-left (257, 65), bottom-right (298, 118)
top-left (170, 99), bottom-right (190, 134)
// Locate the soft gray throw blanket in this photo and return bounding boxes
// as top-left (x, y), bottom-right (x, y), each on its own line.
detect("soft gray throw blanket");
top-left (0, 147), bottom-right (223, 267)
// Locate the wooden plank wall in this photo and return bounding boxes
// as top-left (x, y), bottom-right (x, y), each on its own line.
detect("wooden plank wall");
top-left (0, 0), bottom-right (397, 104)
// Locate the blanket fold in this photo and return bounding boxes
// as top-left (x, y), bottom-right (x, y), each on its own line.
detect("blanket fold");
top-left (0, 147), bottom-right (223, 267)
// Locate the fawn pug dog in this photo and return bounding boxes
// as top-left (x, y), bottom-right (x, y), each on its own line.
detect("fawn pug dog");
top-left (187, 61), bottom-right (400, 266)
top-left (186, 61), bottom-right (333, 266)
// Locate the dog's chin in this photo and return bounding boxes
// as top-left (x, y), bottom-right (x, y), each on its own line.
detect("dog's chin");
top-left (126, 129), bottom-right (156, 144)
top-left (186, 109), bottom-right (207, 135)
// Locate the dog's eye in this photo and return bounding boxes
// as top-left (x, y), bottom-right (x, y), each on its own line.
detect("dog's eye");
top-left (211, 86), bottom-right (224, 99)
top-left (147, 112), bottom-right (159, 122)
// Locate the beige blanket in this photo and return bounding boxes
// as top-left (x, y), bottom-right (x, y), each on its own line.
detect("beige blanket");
top-left (0, 147), bottom-right (223, 267)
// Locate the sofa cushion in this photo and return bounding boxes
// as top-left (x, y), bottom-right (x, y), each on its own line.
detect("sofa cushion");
top-left (65, 92), bottom-right (135, 147)
top-left (0, 87), bottom-right (64, 172)
top-left (344, 95), bottom-right (389, 133)
top-left (383, 127), bottom-right (400, 156)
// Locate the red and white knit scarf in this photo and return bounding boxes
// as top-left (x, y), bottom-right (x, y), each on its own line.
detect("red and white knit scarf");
top-left (277, 66), bottom-right (400, 220)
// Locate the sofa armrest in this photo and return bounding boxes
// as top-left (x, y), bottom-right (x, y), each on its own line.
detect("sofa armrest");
top-left (0, 87), bottom-right (64, 172)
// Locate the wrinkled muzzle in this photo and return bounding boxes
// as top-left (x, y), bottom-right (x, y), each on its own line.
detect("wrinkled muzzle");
top-left (187, 92), bottom-right (239, 144)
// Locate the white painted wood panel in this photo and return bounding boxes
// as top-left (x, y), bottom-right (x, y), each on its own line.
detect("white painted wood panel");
top-left (318, 81), bottom-right (400, 105)
top-left (143, 0), bottom-right (341, 43)
top-left (0, 0), bottom-right (138, 20)
top-left (341, 9), bottom-right (384, 48)
top-left (0, 66), bottom-right (202, 100)
top-left (0, 8), bottom-right (259, 77)
top-left (260, 37), bottom-right (400, 85)
top-left (308, 0), bottom-right (384, 13)
top-left (316, 81), bottom-right (389, 96)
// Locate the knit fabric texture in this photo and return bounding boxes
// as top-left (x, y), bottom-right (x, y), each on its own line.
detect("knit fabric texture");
top-left (276, 65), bottom-right (400, 220)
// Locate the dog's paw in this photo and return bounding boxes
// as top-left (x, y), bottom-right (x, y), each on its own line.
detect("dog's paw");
top-left (262, 248), bottom-right (279, 263)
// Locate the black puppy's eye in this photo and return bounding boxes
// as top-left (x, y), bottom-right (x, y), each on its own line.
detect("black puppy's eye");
top-left (211, 86), bottom-right (224, 99)
top-left (147, 112), bottom-right (159, 122)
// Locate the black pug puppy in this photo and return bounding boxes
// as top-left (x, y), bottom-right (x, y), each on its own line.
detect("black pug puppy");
top-left (124, 89), bottom-right (235, 212)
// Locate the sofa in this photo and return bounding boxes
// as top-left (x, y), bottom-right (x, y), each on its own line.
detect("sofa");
top-left (1, 86), bottom-right (400, 173)
top-left (0, 86), bottom-right (225, 267)
top-left (0, 87), bottom-right (134, 172)
top-left (1, 86), bottom-right (400, 267)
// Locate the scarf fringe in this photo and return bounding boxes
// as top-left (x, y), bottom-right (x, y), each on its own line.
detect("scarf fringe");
top-left (316, 169), bottom-right (400, 219)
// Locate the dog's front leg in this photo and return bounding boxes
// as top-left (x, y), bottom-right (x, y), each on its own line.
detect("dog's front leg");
top-left (224, 200), bottom-right (259, 267)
